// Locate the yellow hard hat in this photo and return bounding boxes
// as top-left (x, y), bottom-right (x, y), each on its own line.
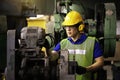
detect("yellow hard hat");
top-left (62, 10), bottom-right (85, 31)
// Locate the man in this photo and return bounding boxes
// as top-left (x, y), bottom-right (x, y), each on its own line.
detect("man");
top-left (51, 10), bottom-right (104, 80)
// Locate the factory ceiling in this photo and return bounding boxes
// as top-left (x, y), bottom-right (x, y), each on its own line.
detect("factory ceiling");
top-left (0, 0), bottom-right (120, 20)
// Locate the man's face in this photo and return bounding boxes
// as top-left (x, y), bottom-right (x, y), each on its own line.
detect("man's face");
top-left (64, 26), bottom-right (79, 38)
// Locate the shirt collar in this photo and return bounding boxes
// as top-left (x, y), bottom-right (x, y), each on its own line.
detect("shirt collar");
top-left (68, 34), bottom-right (87, 44)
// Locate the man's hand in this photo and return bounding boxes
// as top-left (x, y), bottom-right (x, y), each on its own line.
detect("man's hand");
top-left (76, 65), bottom-right (87, 75)
top-left (68, 61), bottom-right (86, 75)
top-left (50, 50), bottom-right (59, 61)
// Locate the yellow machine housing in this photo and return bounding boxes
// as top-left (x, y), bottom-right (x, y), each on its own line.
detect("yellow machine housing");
top-left (27, 18), bottom-right (47, 29)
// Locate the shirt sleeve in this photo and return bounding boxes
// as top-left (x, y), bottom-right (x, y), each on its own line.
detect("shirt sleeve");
top-left (93, 40), bottom-right (103, 59)
top-left (53, 42), bottom-right (60, 51)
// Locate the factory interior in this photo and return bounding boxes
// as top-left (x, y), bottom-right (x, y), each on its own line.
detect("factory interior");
top-left (0, 0), bottom-right (120, 80)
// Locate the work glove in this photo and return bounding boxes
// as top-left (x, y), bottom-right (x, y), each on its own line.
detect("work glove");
top-left (76, 65), bottom-right (87, 75)
top-left (68, 61), bottom-right (86, 75)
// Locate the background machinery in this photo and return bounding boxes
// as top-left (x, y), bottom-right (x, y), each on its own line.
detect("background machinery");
top-left (6, 26), bottom-right (54, 80)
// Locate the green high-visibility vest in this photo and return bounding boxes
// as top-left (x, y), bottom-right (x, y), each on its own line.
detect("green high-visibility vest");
top-left (60, 37), bottom-right (96, 80)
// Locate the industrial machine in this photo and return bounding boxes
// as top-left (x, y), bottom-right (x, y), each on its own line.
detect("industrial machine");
top-left (6, 26), bottom-right (54, 80)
